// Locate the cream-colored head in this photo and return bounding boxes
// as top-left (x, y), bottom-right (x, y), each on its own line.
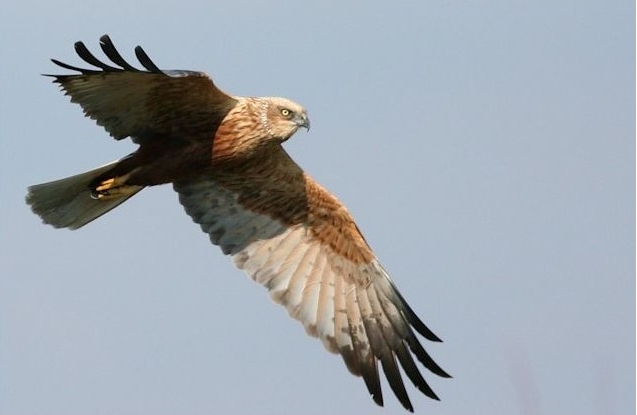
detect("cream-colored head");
top-left (213, 96), bottom-right (311, 161)
top-left (256, 97), bottom-right (310, 142)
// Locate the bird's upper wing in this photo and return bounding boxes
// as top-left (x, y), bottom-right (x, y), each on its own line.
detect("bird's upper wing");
top-left (48, 35), bottom-right (237, 144)
top-left (174, 147), bottom-right (450, 412)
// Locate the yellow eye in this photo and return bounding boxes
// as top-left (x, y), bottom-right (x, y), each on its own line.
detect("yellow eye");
top-left (280, 108), bottom-right (291, 117)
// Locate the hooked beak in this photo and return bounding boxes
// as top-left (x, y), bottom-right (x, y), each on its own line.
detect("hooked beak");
top-left (295, 112), bottom-right (310, 131)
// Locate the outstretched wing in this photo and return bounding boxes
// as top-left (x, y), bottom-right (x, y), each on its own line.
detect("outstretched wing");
top-left (174, 147), bottom-right (450, 412)
top-left (48, 35), bottom-right (237, 143)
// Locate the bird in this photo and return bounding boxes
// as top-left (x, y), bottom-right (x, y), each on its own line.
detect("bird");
top-left (26, 35), bottom-right (450, 412)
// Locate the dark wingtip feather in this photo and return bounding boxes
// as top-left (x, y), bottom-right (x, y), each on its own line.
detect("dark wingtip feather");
top-left (99, 35), bottom-right (140, 71)
top-left (49, 58), bottom-right (98, 74)
top-left (360, 358), bottom-right (383, 408)
top-left (394, 343), bottom-right (442, 401)
top-left (405, 334), bottom-right (452, 378)
top-left (134, 45), bottom-right (162, 74)
top-left (380, 356), bottom-right (413, 412)
top-left (370, 390), bottom-right (384, 408)
top-left (74, 40), bottom-right (120, 72)
top-left (339, 346), bottom-right (362, 377)
top-left (395, 288), bottom-right (444, 342)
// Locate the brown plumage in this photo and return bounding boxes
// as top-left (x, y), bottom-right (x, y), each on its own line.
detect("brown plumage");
top-left (26, 35), bottom-right (450, 412)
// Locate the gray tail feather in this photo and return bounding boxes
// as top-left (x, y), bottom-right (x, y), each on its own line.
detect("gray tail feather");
top-left (26, 161), bottom-right (144, 230)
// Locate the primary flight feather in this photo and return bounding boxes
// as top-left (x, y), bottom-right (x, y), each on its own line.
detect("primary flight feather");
top-left (26, 35), bottom-right (450, 412)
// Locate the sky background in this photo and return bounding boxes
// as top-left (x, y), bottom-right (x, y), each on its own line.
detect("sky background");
top-left (0, 1), bottom-right (634, 414)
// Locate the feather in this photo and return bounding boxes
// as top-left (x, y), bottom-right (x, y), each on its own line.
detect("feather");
top-left (99, 35), bottom-right (140, 72)
top-left (26, 161), bottom-right (143, 229)
top-left (175, 170), bottom-right (450, 411)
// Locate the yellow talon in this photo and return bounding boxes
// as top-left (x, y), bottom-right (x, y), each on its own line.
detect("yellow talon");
top-left (91, 175), bottom-right (133, 199)
top-left (95, 178), bottom-right (116, 193)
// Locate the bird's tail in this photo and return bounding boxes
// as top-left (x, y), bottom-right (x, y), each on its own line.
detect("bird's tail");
top-left (26, 161), bottom-right (144, 230)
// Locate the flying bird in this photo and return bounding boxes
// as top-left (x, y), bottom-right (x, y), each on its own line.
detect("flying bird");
top-left (26, 35), bottom-right (450, 412)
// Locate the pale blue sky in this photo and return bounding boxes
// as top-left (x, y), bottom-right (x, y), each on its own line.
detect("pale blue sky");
top-left (1, 1), bottom-right (634, 414)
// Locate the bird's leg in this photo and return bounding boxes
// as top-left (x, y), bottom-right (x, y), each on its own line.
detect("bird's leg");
top-left (91, 174), bottom-right (135, 200)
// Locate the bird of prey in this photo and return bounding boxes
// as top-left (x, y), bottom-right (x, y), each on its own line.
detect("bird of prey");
top-left (26, 35), bottom-right (450, 412)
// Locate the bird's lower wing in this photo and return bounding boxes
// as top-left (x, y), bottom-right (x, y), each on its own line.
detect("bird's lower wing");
top-left (174, 175), bottom-right (449, 412)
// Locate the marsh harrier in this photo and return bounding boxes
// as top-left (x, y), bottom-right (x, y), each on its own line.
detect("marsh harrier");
top-left (26, 35), bottom-right (449, 412)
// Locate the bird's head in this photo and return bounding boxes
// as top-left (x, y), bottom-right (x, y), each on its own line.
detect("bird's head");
top-left (258, 97), bottom-right (310, 142)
